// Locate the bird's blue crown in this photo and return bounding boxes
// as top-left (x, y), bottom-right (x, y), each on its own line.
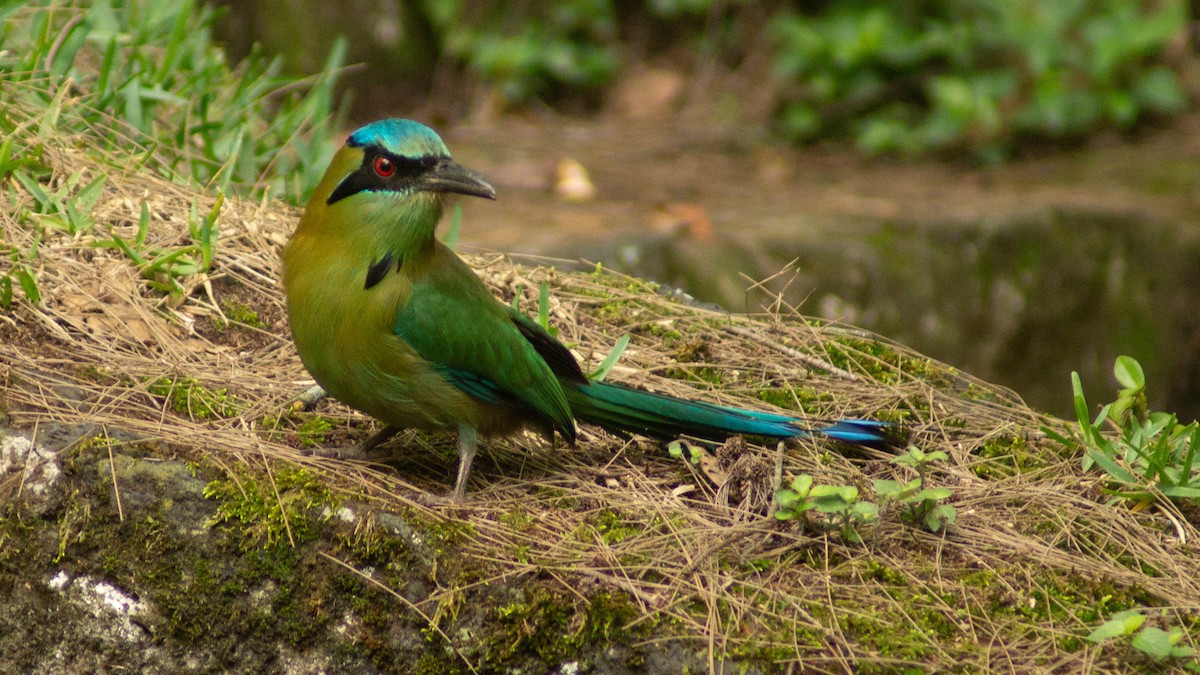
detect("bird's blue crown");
top-left (347, 119), bottom-right (450, 159)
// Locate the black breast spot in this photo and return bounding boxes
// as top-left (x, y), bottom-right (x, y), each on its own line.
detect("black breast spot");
top-left (365, 251), bottom-right (401, 289)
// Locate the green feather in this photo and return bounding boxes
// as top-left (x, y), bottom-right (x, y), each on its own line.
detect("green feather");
top-left (392, 249), bottom-right (576, 439)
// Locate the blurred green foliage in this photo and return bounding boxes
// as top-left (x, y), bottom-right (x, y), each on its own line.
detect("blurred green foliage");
top-left (0, 0), bottom-right (346, 204)
top-left (367, 0), bottom-right (1191, 158)
top-left (428, 1), bottom-right (621, 102)
top-left (769, 0), bottom-right (1190, 159)
top-left (2, 0), bottom-right (1191, 173)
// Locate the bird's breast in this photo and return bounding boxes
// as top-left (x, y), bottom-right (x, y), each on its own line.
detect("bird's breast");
top-left (283, 233), bottom-right (500, 432)
top-left (284, 234), bottom-right (407, 408)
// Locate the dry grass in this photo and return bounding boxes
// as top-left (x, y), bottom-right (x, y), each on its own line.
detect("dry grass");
top-left (3, 146), bottom-right (1199, 672)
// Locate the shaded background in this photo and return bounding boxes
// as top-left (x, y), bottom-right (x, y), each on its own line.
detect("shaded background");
top-left (214, 0), bottom-right (1200, 419)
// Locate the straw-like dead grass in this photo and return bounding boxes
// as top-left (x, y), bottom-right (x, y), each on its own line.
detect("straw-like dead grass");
top-left (3, 145), bottom-right (1198, 672)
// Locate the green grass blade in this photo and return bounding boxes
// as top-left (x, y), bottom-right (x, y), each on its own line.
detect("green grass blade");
top-left (1086, 446), bottom-right (1137, 484)
top-left (1070, 372), bottom-right (1090, 429)
top-left (589, 334), bottom-right (630, 382)
top-left (14, 269), bottom-right (39, 305)
top-left (538, 281), bottom-right (551, 330)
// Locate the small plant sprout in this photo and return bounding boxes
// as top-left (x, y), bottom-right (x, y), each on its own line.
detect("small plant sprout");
top-left (98, 196), bottom-right (224, 299)
top-left (12, 169), bottom-right (107, 236)
top-left (510, 284), bottom-right (524, 311)
top-left (1087, 609), bottom-right (1195, 663)
top-left (874, 445), bottom-right (957, 533)
top-left (0, 269), bottom-right (36, 308)
top-left (1087, 609), bottom-right (1146, 642)
top-left (1110, 355), bottom-right (1149, 422)
top-left (667, 439), bottom-right (705, 465)
top-left (774, 474), bottom-right (816, 522)
top-left (775, 475), bottom-right (878, 544)
top-left (0, 239), bottom-right (42, 308)
top-left (809, 485), bottom-right (878, 544)
top-left (1045, 356), bottom-right (1200, 509)
top-left (190, 193), bottom-right (223, 273)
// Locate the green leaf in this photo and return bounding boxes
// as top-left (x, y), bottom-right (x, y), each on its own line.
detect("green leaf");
top-left (1114, 355), bottom-right (1145, 391)
top-left (74, 174), bottom-right (107, 214)
top-left (1132, 626), bottom-right (1182, 660)
top-left (913, 487), bottom-right (953, 502)
top-left (1132, 66), bottom-right (1187, 115)
top-left (811, 484), bottom-right (856, 501)
top-left (1086, 446), bottom-right (1137, 483)
top-left (873, 479), bottom-right (903, 497)
top-left (137, 202), bottom-right (150, 248)
top-left (774, 489), bottom-right (799, 510)
top-left (14, 269), bottom-right (39, 305)
top-left (1041, 425), bottom-right (1073, 446)
top-left (102, 228), bottom-right (148, 266)
top-left (48, 16), bottom-right (90, 78)
top-left (0, 137), bottom-right (14, 178)
top-left (1159, 485), bottom-right (1200, 499)
top-left (12, 170), bottom-right (51, 209)
top-left (198, 193), bottom-right (223, 271)
top-left (1111, 393), bottom-right (1134, 422)
top-left (38, 79), bottom-right (71, 136)
top-left (850, 501), bottom-right (878, 519)
top-left (1087, 612), bottom-right (1144, 642)
top-left (789, 474), bottom-right (814, 496)
top-left (1092, 403), bottom-right (1113, 432)
top-left (925, 504), bottom-right (956, 532)
top-left (811, 485), bottom-right (857, 513)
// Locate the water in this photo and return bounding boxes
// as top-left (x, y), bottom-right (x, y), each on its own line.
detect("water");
top-left (589, 208), bottom-right (1200, 420)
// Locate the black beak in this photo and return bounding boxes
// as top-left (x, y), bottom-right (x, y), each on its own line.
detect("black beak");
top-left (421, 159), bottom-right (497, 200)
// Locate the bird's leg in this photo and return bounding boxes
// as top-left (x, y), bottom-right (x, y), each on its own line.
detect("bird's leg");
top-left (451, 424), bottom-right (478, 503)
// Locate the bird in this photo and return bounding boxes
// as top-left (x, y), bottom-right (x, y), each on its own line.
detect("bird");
top-left (282, 118), bottom-right (894, 502)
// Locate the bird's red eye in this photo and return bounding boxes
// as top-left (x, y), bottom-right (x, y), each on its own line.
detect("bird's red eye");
top-left (373, 156), bottom-right (395, 177)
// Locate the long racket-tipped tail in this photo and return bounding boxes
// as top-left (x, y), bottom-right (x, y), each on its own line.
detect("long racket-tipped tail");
top-left (566, 381), bottom-right (897, 446)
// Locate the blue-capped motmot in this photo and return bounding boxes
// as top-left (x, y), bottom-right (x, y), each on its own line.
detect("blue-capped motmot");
top-left (283, 119), bottom-right (893, 502)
